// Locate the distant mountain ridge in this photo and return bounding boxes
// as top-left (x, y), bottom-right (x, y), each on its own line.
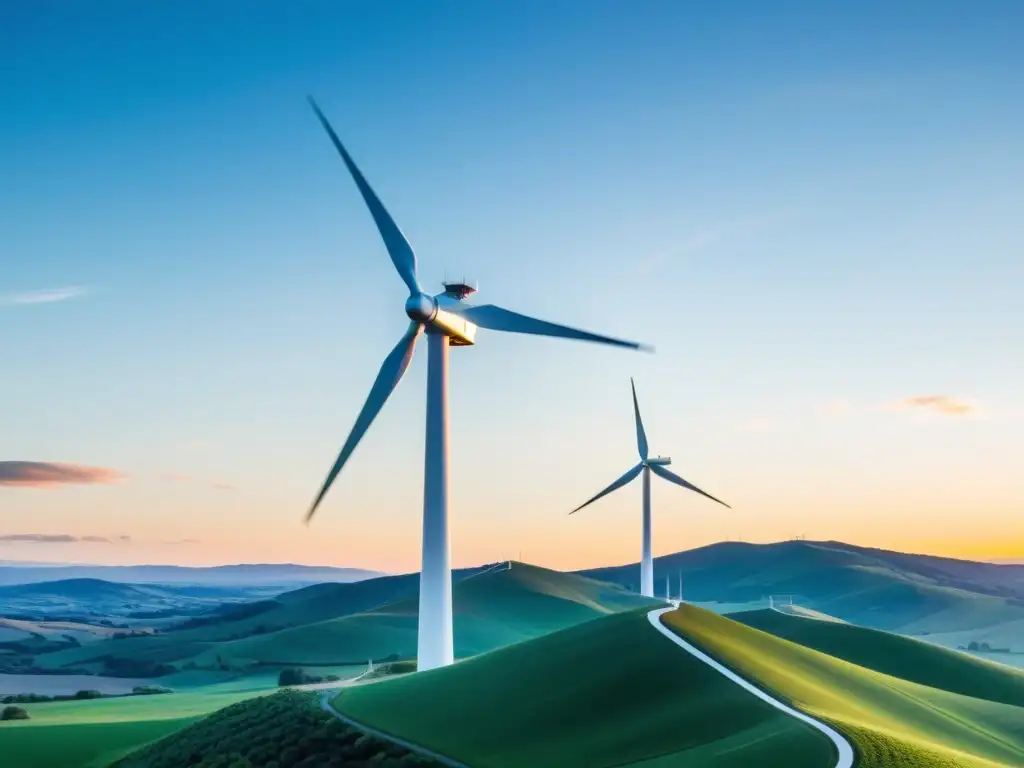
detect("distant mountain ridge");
top-left (0, 563), bottom-right (384, 587)
top-left (578, 539), bottom-right (1024, 651)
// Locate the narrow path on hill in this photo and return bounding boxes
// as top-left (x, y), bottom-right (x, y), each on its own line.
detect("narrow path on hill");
top-left (648, 606), bottom-right (855, 768)
top-left (319, 691), bottom-right (472, 768)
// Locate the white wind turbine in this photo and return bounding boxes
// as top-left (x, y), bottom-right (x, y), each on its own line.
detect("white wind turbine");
top-left (303, 99), bottom-right (652, 671)
top-left (570, 379), bottom-right (729, 597)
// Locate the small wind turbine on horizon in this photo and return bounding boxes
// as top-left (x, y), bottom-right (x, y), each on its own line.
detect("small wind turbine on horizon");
top-left (303, 98), bottom-right (652, 672)
top-left (570, 379), bottom-right (730, 598)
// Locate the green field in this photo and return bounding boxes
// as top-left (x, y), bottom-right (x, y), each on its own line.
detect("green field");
top-left (333, 609), bottom-right (837, 768)
top-left (0, 687), bottom-right (263, 768)
top-left (664, 605), bottom-right (1024, 767)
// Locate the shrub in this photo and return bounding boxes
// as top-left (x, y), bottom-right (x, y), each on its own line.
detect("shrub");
top-left (277, 668), bottom-right (338, 686)
top-left (111, 691), bottom-right (437, 767)
top-left (1, 705), bottom-right (29, 721)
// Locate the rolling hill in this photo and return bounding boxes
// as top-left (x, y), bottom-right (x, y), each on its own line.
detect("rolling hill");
top-left (730, 608), bottom-right (1024, 707)
top-left (582, 540), bottom-right (1024, 650)
top-left (29, 564), bottom-right (660, 675)
top-left (332, 605), bottom-right (1024, 767)
top-left (664, 605), bottom-right (1024, 767)
top-left (332, 608), bottom-right (836, 767)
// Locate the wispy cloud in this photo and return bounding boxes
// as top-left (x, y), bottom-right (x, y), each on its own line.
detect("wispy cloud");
top-left (886, 395), bottom-right (982, 418)
top-left (0, 462), bottom-right (125, 488)
top-left (639, 208), bottom-right (803, 274)
top-left (0, 533), bottom-right (132, 544)
top-left (1, 286), bottom-right (89, 306)
top-left (162, 472), bottom-right (234, 491)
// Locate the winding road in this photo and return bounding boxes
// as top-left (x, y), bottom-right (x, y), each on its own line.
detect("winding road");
top-left (319, 606), bottom-right (855, 768)
top-left (648, 606), bottom-right (854, 768)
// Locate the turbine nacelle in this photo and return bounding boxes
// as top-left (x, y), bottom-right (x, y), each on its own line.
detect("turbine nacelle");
top-left (404, 293), bottom-right (437, 324)
top-left (646, 456), bottom-right (672, 466)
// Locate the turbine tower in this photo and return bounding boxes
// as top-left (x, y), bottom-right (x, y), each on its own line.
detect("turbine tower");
top-left (570, 379), bottom-right (729, 598)
top-left (303, 99), bottom-right (651, 672)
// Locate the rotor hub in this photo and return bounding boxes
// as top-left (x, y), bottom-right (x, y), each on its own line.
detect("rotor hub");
top-left (405, 293), bottom-right (438, 324)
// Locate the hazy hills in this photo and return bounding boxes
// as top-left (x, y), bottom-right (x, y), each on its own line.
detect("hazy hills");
top-left (28, 563), bottom-right (659, 675)
top-left (0, 563), bottom-right (382, 587)
top-left (4, 540), bottom-right (1022, 681)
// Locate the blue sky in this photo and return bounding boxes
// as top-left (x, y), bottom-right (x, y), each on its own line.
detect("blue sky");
top-left (1, 1), bottom-right (1022, 570)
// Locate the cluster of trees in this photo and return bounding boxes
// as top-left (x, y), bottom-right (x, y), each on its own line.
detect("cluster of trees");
top-left (277, 668), bottom-right (342, 687)
top-left (101, 656), bottom-right (177, 677)
top-left (1, 686), bottom-right (171, 705)
top-left (961, 641), bottom-right (1012, 653)
top-left (112, 690), bottom-right (438, 767)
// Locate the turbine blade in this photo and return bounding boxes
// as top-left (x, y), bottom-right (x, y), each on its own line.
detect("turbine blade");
top-left (453, 303), bottom-right (653, 351)
top-left (306, 323), bottom-right (423, 522)
top-left (649, 463), bottom-right (731, 509)
top-left (631, 378), bottom-right (648, 461)
top-left (569, 463), bottom-right (644, 514)
top-left (308, 97), bottom-right (421, 296)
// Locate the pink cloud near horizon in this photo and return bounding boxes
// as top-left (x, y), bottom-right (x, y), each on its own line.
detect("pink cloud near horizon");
top-left (0, 461), bottom-right (125, 488)
top-left (888, 395), bottom-right (980, 417)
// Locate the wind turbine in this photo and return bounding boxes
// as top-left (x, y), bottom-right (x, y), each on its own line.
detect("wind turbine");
top-left (303, 98), bottom-right (651, 672)
top-left (570, 379), bottom-right (729, 597)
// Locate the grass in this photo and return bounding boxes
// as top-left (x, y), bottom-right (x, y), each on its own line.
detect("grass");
top-left (333, 609), bottom-right (836, 768)
top-left (663, 605), bottom-right (1024, 768)
top-left (730, 609), bottom-right (1024, 707)
top-left (0, 683), bottom-right (269, 767)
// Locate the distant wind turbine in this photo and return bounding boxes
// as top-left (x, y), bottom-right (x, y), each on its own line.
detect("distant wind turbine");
top-left (303, 99), bottom-right (652, 671)
top-left (570, 379), bottom-right (730, 597)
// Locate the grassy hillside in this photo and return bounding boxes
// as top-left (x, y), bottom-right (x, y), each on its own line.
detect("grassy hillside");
top-left (731, 608), bottom-right (1024, 707)
top-left (583, 540), bottom-right (1024, 643)
top-left (332, 609), bottom-right (836, 768)
top-left (202, 563), bottom-right (659, 666)
top-left (664, 605), bottom-right (1024, 767)
top-left (31, 564), bottom-right (658, 674)
top-left (112, 690), bottom-right (436, 767)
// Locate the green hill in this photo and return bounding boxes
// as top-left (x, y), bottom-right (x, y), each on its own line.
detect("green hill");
top-left (664, 605), bottom-right (1024, 767)
top-left (333, 605), bottom-right (1024, 768)
top-left (200, 563), bottom-right (658, 667)
top-left (32, 564), bottom-right (658, 674)
top-left (730, 608), bottom-right (1024, 707)
top-left (582, 540), bottom-right (1024, 646)
top-left (331, 609), bottom-right (837, 768)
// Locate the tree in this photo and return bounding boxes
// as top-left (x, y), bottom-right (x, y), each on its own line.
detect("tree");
top-left (1, 705), bottom-right (29, 721)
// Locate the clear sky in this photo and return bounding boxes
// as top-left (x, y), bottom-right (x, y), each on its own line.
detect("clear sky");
top-left (2, 1), bottom-right (1021, 572)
